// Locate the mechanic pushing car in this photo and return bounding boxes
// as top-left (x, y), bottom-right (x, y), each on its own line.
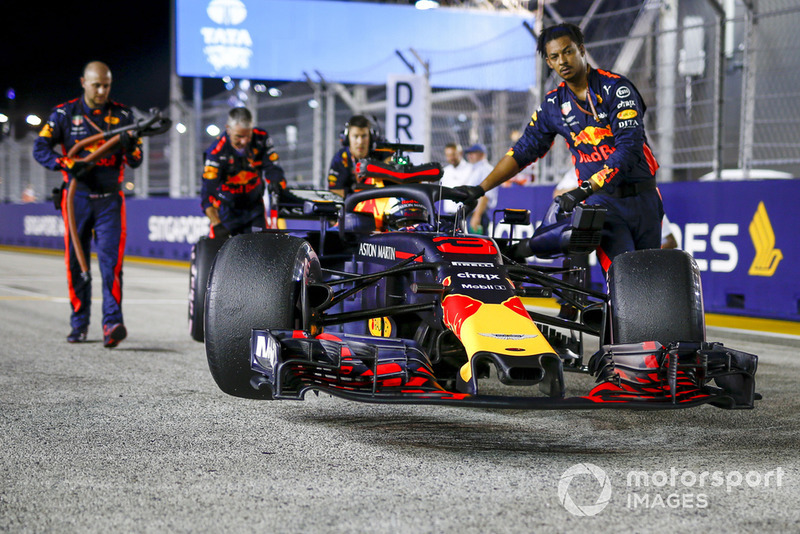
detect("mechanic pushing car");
top-left (200, 107), bottom-right (287, 238)
top-left (456, 22), bottom-right (663, 275)
top-left (33, 61), bottom-right (143, 348)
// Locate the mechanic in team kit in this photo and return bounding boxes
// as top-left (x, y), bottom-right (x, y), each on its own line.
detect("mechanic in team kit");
top-left (327, 114), bottom-right (390, 198)
top-left (33, 61), bottom-right (142, 348)
top-left (455, 22), bottom-right (663, 275)
top-left (200, 107), bottom-right (287, 238)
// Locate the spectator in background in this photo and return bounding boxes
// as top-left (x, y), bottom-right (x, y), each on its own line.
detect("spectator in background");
top-left (21, 184), bottom-right (37, 203)
top-left (465, 144), bottom-right (497, 234)
top-left (439, 143), bottom-right (472, 215)
top-left (503, 130), bottom-right (535, 187)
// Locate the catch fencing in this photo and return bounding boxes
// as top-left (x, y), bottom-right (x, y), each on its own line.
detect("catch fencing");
top-left (2, 0), bottom-right (799, 204)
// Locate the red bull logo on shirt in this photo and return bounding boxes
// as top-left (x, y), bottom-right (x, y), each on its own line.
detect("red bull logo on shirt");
top-left (227, 170), bottom-right (258, 185)
top-left (571, 126), bottom-right (613, 147)
top-left (84, 139), bottom-right (105, 153)
top-left (577, 144), bottom-right (616, 164)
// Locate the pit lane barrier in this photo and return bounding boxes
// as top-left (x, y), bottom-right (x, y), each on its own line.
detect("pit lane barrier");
top-left (1, 179), bottom-right (798, 326)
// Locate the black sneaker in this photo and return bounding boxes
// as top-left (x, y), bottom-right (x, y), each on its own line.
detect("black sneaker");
top-left (103, 323), bottom-right (127, 348)
top-left (67, 328), bottom-right (88, 343)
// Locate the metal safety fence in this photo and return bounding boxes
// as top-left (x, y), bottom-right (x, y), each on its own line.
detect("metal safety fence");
top-left (2, 0), bottom-right (799, 205)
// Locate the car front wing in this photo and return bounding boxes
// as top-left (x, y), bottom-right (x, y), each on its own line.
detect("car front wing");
top-left (249, 330), bottom-right (759, 410)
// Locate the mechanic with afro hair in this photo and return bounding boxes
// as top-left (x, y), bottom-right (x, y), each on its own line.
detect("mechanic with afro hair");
top-left (455, 23), bottom-right (663, 278)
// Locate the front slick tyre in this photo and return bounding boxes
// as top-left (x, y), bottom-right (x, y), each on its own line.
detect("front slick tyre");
top-left (204, 233), bottom-right (319, 399)
top-left (608, 248), bottom-right (705, 344)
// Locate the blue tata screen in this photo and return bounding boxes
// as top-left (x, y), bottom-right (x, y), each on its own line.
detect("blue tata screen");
top-left (176, 0), bottom-right (536, 90)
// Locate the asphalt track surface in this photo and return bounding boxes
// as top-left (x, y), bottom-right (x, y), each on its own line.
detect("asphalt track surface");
top-left (1, 249), bottom-right (799, 533)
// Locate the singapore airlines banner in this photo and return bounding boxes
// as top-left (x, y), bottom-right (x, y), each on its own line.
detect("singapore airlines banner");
top-left (1, 181), bottom-right (797, 321)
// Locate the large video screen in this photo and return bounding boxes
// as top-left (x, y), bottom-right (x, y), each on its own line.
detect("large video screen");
top-left (176, 0), bottom-right (536, 90)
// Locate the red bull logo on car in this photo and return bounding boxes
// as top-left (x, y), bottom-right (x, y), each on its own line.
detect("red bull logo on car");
top-left (441, 292), bottom-right (482, 338)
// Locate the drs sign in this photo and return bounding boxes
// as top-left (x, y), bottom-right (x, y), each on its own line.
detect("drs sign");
top-left (386, 74), bottom-right (429, 163)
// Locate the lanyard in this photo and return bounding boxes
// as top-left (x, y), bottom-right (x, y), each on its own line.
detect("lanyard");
top-left (566, 69), bottom-right (601, 122)
top-left (569, 87), bottom-right (600, 122)
top-left (82, 106), bottom-right (112, 135)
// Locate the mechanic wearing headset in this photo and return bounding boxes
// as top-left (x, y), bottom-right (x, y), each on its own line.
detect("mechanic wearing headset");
top-left (201, 107), bottom-right (286, 239)
top-left (456, 22), bottom-right (663, 275)
top-left (328, 115), bottom-right (399, 229)
top-left (33, 61), bottom-right (142, 348)
top-left (327, 114), bottom-right (391, 198)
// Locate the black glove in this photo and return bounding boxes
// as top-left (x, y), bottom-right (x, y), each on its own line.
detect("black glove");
top-left (58, 157), bottom-right (92, 180)
top-left (452, 185), bottom-right (485, 205)
top-left (267, 178), bottom-right (286, 197)
top-left (557, 182), bottom-right (593, 212)
top-left (119, 130), bottom-right (139, 153)
top-left (74, 161), bottom-right (96, 181)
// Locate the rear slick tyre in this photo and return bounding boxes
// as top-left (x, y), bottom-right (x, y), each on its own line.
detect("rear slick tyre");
top-left (204, 233), bottom-right (320, 399)
top-left (608, 249), bottom-right (705, 345)
top-left (188, 236), bottom-right (226, 342)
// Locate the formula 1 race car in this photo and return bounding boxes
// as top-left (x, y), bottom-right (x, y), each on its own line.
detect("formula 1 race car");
top-left (197, 143), bottom-right (759, 410)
